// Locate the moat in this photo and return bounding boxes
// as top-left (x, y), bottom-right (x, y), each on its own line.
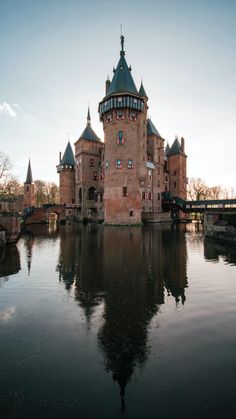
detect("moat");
top-left (0, 223), bottom-right (236, 419)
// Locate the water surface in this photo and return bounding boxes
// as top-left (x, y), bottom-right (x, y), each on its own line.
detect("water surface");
top-left (0, 223), bottom-right (236, 419)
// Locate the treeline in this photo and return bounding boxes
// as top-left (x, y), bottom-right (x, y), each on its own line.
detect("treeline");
top-left (0, 151), bottom-right (59, 205)
top-left (187, 177), bottom-right (236, 201)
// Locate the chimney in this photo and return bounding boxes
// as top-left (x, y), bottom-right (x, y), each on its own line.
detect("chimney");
top-left (181, 137), bottom-right (185, 153)
top-left (105, 76), bottom-right (111, 95)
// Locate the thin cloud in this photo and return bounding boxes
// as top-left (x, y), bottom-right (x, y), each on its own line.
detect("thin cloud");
top-left (0, 102), bottom-right (17, 117)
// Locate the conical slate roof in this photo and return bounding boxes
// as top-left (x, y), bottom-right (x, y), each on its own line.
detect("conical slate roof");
top-left (106, 36), bottom-right (138, 98)
top-left (165, 143), bottom-right (170, 157)
top-left (147, 119), bottom-right (161, 137)
top-left (166, 138), bottom-right (186, 156)
top-left (61, 142), bottom-right (75, 166)
top-left (79, 108), bottom-right (100, 142)
top-left (25, 159), bottom-right (33, 184)
top-left (139, 81), bottom-right (148, 98)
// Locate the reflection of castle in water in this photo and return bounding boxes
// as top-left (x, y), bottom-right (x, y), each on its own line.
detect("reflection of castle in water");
top-left (57, 222), bottom-right (188, 406)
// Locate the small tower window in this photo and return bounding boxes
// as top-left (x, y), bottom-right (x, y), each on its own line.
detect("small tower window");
top-left (174, 181), bottom-right (177, 188)
top-left (128, 159), bottom-right (133, 169)
top-left (129, 210), bottom-right (133, 217)
top-left (117, 110), bottom-right (125, 120)
top-left (173, 170), bottom-right (177, 176)
top-left (142, 192), bottom-right (145, 200)
top-left (89, 159), bottom-right (94, 167)
top-left (116, 159), bottom-right (122, 169)
top-left (117, 131), bottom-right (124, 144)
top-left (93, 172), bottom-right (98, 180)
top-left (129, 111), bottom-right (137, 121)
top-left (122, 187), bottom-right (128, 197)
top-left (148, 192), bottom-right (152, 200)
top-left (105, 160), bottom-right (109, 170)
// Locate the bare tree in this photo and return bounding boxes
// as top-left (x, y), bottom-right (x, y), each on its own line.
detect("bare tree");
top-left (187, 178), bottom-right (209, 200)
top-left (0, 151), bottom-right (12, 181)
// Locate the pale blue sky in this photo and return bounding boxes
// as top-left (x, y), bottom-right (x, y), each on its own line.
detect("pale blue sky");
top-left (0, 0), bottom-right (235, 188)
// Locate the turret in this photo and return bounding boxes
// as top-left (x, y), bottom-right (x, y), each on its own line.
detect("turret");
top-left (57, 141), bottom-right (76, 205)
top-left (98, 35), bottom-right (148, 224)
top-left (166, 136), bottom-right (187, 199)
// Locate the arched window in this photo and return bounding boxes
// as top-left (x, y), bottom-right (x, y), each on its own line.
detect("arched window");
top-left (88, 187), bottom-right (96, 201)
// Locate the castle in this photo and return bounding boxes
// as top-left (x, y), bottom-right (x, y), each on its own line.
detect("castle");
top-left (57, 36), bottom-right (187, 225)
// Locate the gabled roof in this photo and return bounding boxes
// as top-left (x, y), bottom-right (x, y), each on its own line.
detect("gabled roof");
top-left (166, 138), bottom-right (186, 156)
top-left (105, 36), bottom-right (138, 98)
top-left (61, 142), bottom-right (75, 166)
top-left (139, 81), bottom-right (148, 98)
top-left (25, 159), bottom-right (33, 184)
top-left (147, 119), bottom-right (161, 137)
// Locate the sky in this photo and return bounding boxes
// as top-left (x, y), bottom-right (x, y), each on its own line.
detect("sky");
top-left (0, 0), bottom-right (236, 188)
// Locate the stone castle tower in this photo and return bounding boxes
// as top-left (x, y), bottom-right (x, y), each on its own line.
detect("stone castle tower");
top-left (99, 36), bottom-right (148, 224)
top-left (166, 137), bottom-right (187, 200)
top-left (57, 35), bottom-right (187, 223)
top-left (57, 142), bottom-right (76, 205)
top-left (24, 159), bottom-right (35, 208)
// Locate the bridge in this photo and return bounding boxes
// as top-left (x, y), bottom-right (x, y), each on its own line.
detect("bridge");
top-left (162, 195), bottom-right (236, 223)
top-left (23, 204), bottom-right (79, 225)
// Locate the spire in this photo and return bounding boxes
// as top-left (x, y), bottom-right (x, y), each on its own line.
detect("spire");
top-left (25, 159), bottom-right (33, 184)
top-left (87, 107), bottom-right (91, 125)
top-left (79, 111), bottom-right (101, 142)
top-left (120, 34), bottom-right (125, 56)
top-left (105, 36), bottom-right (138, 97)
top-left (139, 81), bottom-right (148, 98)
top-left (61, 142), bottom-right (76, 166)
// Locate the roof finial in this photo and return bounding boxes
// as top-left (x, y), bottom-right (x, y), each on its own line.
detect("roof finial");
top-left (120, 33), bottom-right (125, 56)
top-left (87, 106), bottom-right (91, 125)
top-left (67, 132), bottom-right (70, 142)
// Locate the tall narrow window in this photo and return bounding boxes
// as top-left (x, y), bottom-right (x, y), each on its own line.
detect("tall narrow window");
top-left (116, 159), bottom-right (122, 169)
top-left (128, 159), bottom-right (133, 169)
top-left (122, 186), bottom-right (128, 197)
top-left (89, 158), bottom-right (94, 167)
top-left (117, 131), bottom-right (124, 145)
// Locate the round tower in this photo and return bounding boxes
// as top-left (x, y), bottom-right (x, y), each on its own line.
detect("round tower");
top-left (57, 141), bottom-right (76, 205)
top-left (99, 36), bottom-right (148, 225)
top-left (24, 159), bottom-right (35, 208)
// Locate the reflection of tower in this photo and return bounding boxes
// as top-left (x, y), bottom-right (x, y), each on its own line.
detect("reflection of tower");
top-left (162, 224), bottom-right (188, 304)
top-left (74, 224), bottom-right (104, 323)
top-left (24, 232), bottom-right (35, 275)
top-left (57, 222), bottom-right (78, 290)
top-left (57, 142), bottom-right (76, 205)
top-left (98, 226), bottom-right (163, 408)
top-left (24, 159), bottom-right (35, 208)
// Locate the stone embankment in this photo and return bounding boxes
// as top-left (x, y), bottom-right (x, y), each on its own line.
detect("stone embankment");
top-left (0, 213), bottom-right (21, 244)
top-left (204, 214), bottom-right (236, 243)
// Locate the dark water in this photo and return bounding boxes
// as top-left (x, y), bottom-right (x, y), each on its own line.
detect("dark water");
top-left (0, 222), bottom-right (236, 419)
